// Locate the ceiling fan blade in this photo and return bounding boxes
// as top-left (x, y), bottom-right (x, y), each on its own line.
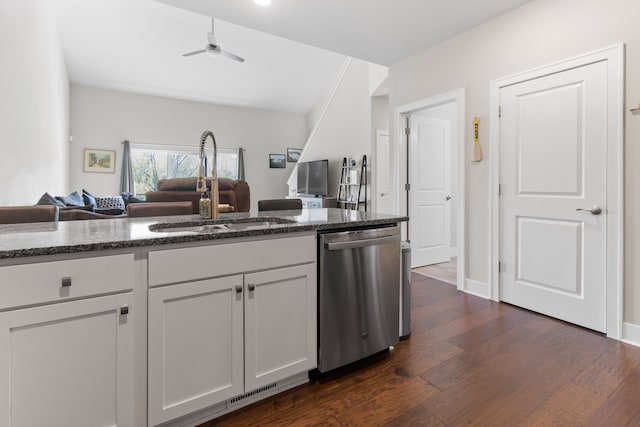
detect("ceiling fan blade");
top-left (182, 49), bottom-right (206, 57)
top-left (219, 49), bottom-right (245, 63)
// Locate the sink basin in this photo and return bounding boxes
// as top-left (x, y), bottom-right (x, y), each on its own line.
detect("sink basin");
top-left (151, 224), bottom-right (230, 234)
top-left (148, 217), bottom-right (296, 234)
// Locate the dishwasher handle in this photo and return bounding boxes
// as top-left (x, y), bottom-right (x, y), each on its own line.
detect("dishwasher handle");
top-left (325, 235), bottom-right (399, 251)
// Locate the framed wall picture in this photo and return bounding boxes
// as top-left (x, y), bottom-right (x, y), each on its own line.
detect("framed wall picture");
top-left (84, 148), bottom-right (116, 173)
top-left (269, 153), bottom-right (286, 169)
top-left (287, 148), bottom-right (302, 162)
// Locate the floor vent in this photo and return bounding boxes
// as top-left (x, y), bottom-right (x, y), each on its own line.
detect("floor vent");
top-left (229, 383), bottom-right (277, 405)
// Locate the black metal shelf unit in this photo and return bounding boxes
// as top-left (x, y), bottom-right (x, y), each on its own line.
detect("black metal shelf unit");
top-left (337, 155), bottom-right (367, 211)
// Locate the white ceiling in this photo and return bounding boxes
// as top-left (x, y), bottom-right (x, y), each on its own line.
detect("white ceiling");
top-left (53, 0), bottom-right (530, 115)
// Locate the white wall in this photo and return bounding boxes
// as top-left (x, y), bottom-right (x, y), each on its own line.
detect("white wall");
top-left (371, 96), bottom-right (389, 133)
top-left (305, 60), bottom-right (351, 141)
top-left (0, 0), bottom-right (69, 206)
top-left (388, 0), bottom-right (640, 324)
top-left (69, 85), bottom-right (307, 212)
top-left (295, 59), bottom-right (372, 201)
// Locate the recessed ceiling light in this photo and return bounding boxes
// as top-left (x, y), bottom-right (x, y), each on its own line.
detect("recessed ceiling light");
top-left (254, 0), bottom-right (271, 6)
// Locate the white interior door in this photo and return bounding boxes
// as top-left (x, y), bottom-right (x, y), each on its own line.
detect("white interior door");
top-left (375, 130), bottom-right (393, 214)
top-left (409, 114), bottom-right (452, 267)
top-left (500, 60), bottom-right (608, 332)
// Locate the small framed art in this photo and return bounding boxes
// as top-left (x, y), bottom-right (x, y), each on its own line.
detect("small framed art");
top-left (287, 148), bottom-right (302, 162)
top-left (84, 149), bottom-right (116, 173)
top-left (269, 153), bottom-right (286, 168)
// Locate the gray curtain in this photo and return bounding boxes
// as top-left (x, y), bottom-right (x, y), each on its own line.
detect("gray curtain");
top-left (120, 140), bottom-right (135, 193)
top-left (238, 147), bottom-right (245, 181)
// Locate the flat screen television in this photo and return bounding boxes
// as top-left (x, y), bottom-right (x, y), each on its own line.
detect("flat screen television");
top-left (296, 159), bottom-right (329, 197)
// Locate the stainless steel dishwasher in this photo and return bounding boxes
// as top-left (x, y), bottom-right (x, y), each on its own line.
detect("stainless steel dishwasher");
top-left (318, 225), bottom-right (400, 373)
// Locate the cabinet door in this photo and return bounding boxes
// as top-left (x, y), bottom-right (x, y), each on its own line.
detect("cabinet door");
top-left (0, 294), bottom-right (134, 427)
top-left (148, 275), bottom-right (244, 426)
top-left (244, 263), bottom-right (317, 391)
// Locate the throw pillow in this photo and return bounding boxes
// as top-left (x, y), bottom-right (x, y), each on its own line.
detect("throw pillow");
top-left (56, 191), bottom-right (85, 207)
top-left (129, 195), bottom-right (145, 203)
top-left (120, 192), bottom-right (146, 207)
top-left (82, 189), bottom-right (98, 209)
top-left (95, 196), bottom-right (126, 211)
top-left (94, 208), bottom-right (125, 216)
top-left (59, 204), bottom-right (94, 212)
top-left (36, 192), bottom-right (66, 207)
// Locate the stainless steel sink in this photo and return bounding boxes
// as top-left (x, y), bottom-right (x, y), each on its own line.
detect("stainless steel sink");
top-left (148, 217), bottom-right (296, 234)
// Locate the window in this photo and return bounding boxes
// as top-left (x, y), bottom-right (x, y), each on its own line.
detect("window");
top-left (131, 144), bottom-right (239, 195)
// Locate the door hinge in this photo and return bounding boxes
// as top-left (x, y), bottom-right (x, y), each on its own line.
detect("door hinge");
top-left (498, 106), bottom-right (502, 118)
top-left (498, 262), bottom-right (502, 273)
top-left (405, 127), bottom-right (411, 136)
top-left (405, 183), bottom-right (410, 191)
top-left (498, 184), bottom-right (502, 196)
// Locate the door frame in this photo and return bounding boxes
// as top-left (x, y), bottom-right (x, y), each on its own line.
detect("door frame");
top-left (489, 44), bottom-right (624, 339)
top-left (394, 88), bottom-right (466, 291)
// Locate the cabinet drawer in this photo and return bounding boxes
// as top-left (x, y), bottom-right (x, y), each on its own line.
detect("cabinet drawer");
top-left (148, 234), bottom-right (316, 286)
top-left (0, 254), bottom-right (134, 310)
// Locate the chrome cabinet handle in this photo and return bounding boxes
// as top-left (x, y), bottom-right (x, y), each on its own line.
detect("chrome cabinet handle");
top-left (248, 284), bottom-right (255, 292)
top-left (235, 285), bottom-right (243, 294)
top-left (576, 206), bottom-right (602, 215)
top-left (444, 196), bottom-right (452, 201)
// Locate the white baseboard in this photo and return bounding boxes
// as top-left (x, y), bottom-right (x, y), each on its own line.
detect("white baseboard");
top-left (463, 278), bottom-right (490, 299)
top-left (622, 322), bottom-right (640, 348)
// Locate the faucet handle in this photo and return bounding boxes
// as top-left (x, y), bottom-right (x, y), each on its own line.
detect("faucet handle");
top-left (196, 177), bottom-right (207, 193)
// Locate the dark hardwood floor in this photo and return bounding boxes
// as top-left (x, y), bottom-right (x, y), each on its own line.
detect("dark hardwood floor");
top-left (200, 273), bottom-right (640, 426)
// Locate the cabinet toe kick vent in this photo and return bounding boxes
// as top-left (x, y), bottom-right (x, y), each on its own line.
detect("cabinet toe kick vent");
top-left (229, 383), bottom-right (277, 405)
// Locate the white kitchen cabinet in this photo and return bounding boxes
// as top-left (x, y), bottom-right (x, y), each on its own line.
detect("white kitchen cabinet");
top-left (0, 293), bottom-right (134, 427)
top-left (0, 254), bottom-right (135, 427)
top-left (244, 263), bottom-right (316, 391)
top-left (147, 234), bottom-right (317, 426)
top-left (147, 275), bottom-right (244, 427)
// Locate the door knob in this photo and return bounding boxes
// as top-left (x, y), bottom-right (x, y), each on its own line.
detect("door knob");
top-left (444, 195), bottom-right (452, 201)
top-left (576, 206), bottom-right (602, 215)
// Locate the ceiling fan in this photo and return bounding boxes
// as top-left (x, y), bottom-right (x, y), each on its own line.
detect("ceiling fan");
top-left (182, 18), bottom-right (245, 63)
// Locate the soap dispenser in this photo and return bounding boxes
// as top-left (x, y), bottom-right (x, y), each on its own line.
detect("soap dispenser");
top-left (199, 192), bottom-right (212, 219)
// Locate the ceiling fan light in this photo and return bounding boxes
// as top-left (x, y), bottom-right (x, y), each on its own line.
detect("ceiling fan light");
top-left (254, 0), bottom-right (271, 6)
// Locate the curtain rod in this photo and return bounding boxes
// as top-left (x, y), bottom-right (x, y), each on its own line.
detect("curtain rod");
top-left (122, 140), bottom-right (246, 151)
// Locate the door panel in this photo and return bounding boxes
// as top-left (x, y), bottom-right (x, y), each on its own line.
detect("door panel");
top-left (244, 264), bottom-right (316, 391)
top-left (375, 131), bottom-right (393, 214)
top-left (147, 275), bottom-right (244, 426)
top-left (517, 83), bottom-right (583, 195)
top-left (500, 60), bottom-right (607, 332)
top-left (417, 205), bottom-right (445, 250)
top-left (516, 217), bottom-right (582, 294)
top-left (409, 115), bottom-right (451, 267)
top-left (0, 294), bottom-right (133, 427)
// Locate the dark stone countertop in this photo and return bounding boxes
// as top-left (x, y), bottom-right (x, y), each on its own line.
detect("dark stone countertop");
top-left (0, 209), bottom-right (408, 260)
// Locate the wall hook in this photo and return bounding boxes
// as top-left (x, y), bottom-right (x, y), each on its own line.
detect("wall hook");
top-left (472, 116), bottom-right (483, 162)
